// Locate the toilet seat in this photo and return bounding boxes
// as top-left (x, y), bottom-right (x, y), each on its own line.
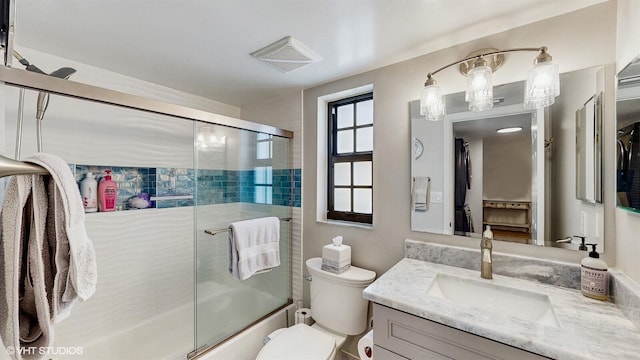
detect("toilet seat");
top-left (256, 324), bottom-right (336, 360)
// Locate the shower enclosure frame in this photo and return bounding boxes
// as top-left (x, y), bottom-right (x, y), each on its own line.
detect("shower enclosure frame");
top-left (0, 66), bottom-right (293, 138)
top-left (0, 64), bottom-right (296, 358)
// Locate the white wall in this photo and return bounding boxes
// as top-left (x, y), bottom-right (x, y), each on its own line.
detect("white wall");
top-left (616, 0), bottom-right (640, 284)
top-left (483, 134), bottom-right (532, 202)
top-left (302, 1), bottom-right (618, 280)
top-left (410, 109), bottom-right (447, 234)
top-left (10, 46), bottom-right (241, 118)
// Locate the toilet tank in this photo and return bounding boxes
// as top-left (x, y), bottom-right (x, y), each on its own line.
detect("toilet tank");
top-left (306, 258), bottom-right (376, 335)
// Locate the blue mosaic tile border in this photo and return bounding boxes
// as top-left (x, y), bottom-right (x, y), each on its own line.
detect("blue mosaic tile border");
top-left (73, 164), bottom-right (301, 211)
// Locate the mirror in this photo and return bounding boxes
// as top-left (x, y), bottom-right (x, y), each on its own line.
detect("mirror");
top-left (616, 57), bottom-right (640, 214)
top-left (576, 93), bottom-right (604, 203)
top-left (411, 66), bottom-right (605, 250)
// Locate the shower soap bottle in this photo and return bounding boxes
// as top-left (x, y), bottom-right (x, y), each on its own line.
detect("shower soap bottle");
top-left (80, 172), bottom-right (98, 213)
top-left (581, 244), bottom-right (608, 301)
top-left (98, 169), bottom-right (118, 212)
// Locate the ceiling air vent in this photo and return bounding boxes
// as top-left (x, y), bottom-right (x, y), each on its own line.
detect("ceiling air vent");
top-left (251, 36), bottom-right (321, 73)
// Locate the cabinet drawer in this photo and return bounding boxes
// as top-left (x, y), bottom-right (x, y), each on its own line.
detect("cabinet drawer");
top-left (373, 304), bottom-right (549, 360)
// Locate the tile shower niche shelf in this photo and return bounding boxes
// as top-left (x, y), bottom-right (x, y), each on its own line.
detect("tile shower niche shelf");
top-left (150, 195), bottom-right (194, 201)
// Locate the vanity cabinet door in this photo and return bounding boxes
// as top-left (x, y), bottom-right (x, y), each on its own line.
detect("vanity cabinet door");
top-left (372, 304), bottom-right (549, 360)
top-left (373, 345), bottom-right (409, 360)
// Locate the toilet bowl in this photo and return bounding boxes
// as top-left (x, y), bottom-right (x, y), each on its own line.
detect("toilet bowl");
top-left (255, 323), bottom-right (339, 360)
top-left (255, 258), bottom-right (376, 360)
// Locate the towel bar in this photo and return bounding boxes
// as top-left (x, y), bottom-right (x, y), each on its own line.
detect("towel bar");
top-left (204, 217), bottom-right (292, 236)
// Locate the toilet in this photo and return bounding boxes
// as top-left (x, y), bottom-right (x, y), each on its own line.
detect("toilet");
top-left (256, 257), bottom-right (376, 360)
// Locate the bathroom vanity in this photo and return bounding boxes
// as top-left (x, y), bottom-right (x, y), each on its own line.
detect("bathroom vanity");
top-left (363, 241), bottom-right (640, 360)
top-left (372, 303), bottom-right (546, 359)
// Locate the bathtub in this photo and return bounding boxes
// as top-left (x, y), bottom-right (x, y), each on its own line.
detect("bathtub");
top-left (197, 303), bottom-right (295, 360)
top-left (0, 281), bottom-right (292, 360)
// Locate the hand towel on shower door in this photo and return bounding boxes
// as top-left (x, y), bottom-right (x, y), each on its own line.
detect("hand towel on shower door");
top-left (26, 153), bottom-right (97, 319)
top-left (229, 217), bottom-right (280, 280)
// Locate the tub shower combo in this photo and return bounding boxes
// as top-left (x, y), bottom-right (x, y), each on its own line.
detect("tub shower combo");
top-left (0, 66), bottom-right (295, 359)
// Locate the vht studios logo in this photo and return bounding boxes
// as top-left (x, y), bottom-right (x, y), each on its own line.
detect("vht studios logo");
top-left (6, 346), bottom-right (84, 356)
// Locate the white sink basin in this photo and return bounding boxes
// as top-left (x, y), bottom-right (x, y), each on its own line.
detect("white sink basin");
top-left (427, 273), bottom-right (560, 327)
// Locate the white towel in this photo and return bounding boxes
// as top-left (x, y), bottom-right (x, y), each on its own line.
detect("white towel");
top-left (229, 217), bottom-right (280, 280)
top-left (413, 176), bottom-right (431, 211)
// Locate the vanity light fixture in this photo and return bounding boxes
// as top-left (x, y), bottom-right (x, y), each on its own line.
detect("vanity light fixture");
top-left (496, 127), bottom-right (523, 134)
top-left (420, 46), bottom-right (560, 121)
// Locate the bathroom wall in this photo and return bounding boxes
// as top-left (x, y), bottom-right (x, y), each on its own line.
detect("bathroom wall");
top-left (483, 134), bottom-right (532, 202)
top-left (410, 114), bottom-right (447, 234)
top-left (615, 0), bottom-right (640, 284)
top-left (302, 1), bottom-right (617, 280)
top-left (8, 46), bottom-right (241, 118)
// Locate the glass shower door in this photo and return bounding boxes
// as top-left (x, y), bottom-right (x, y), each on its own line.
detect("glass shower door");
top-left (194, 121), bottom-right (291, 352)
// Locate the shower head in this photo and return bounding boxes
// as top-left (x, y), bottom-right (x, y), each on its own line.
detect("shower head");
top-left (36, 67), bottom-right (77, 121)
top-left (48, 67), bottom-right (76, 79)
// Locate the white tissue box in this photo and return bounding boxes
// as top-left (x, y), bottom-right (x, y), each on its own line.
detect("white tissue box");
top-left (322, 243), bottom-right (351, 268)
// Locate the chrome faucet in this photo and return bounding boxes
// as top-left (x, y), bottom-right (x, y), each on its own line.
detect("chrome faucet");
top-left (481, 225), bottom-right (493, 279)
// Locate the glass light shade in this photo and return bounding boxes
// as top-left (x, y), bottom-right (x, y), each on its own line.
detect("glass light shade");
top-left (465, 65), bottom-right (493, 111)
top-left (523, 61), bottom-right (560, 109)
top-left (420, 84), bottom-right (445, 121)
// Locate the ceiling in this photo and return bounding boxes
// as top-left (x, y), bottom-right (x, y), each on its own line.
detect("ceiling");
top-left (13, 0), bottom-right (605, 108)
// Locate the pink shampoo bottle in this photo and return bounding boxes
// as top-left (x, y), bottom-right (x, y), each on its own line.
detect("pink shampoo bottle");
top-left (98, 169), bottom-right (118, 212)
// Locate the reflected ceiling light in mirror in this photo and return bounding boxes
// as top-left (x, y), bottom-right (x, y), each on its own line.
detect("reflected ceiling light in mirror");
top-left (419, 46), bottom-right (560, 120)
top-left (497, 127), bottom-right (523, 134)
top-left (197, 126), bottom-right (226, 151)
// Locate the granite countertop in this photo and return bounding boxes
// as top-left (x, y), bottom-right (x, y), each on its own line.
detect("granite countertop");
top-left (363, 258), bottom-right (640, 360)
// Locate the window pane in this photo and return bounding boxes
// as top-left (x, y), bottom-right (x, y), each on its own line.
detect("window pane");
top-left (356, 100), bottom-right (373, 125)
top-left (356, 127), bottom-right (373, 152)
top-left (257, 141), bottom-right (272, 159)
top-left (337, 129), bottom-right (354, 153)
top-left (255, 166), bottom-right (272, 185)
top-left (334, 162), bottom-right (351, 186)
top-left (255, 185), bottom-right (273, 204)
top-left (353, 161), bottom-right (372, 186)
top-left (337, 104), bottom-right (354, 129)
top-left (257, 133), bottom-right (272, 141)
top-left (334, 188), bottom-right (351, 211)
top-left (353, 189), bottom-right (372, 214)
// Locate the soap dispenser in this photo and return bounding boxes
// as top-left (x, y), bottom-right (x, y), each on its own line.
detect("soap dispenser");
top-left (581, 244), bottom-right (608, 301)
top-left (80, 172), bottom-right (98, 213)
top-left (98, 169), bottom-right (118, 212)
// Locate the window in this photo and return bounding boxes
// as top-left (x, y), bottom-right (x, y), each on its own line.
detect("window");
top-left (256, 133), bottom-right (273, 160)
top-left (255, 133), bottom-right (273, 204)
top-left (254, 166), bottom-right (273, 204)
top-left (327, 93), bottom-right (373, 224)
